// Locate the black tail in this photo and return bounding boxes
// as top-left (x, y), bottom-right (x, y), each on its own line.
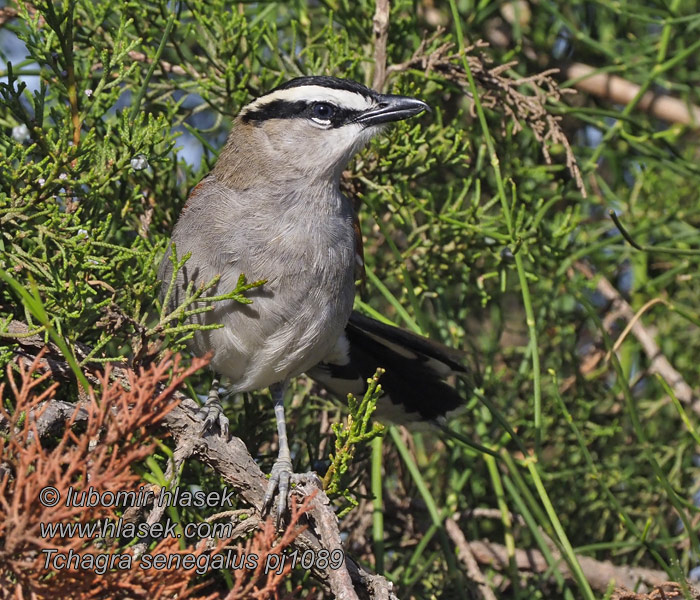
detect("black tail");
top-left (307, 311), bottom-right (472, 422)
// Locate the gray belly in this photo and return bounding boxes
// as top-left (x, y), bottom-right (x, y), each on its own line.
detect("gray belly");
top-left (159, 180), bottom-right (358, 392)
top-left (190, 235), bottom-right (356, 392)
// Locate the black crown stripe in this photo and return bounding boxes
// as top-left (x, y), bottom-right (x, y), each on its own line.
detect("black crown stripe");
top-left (271, 76), bottom-right (376, 99)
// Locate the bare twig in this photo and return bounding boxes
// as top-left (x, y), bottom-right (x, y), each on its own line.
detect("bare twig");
top-left (161, 398), bottom-right (395, 599)
top-left (386, 34), bottom-right (586, 196)
top-left (445, 518), bottom-right (498, 600)
top-left (207, 510), bottom-right (262, 544)
top-left (27, 399), bottom-right (89, 440)
top-left (0, 7), bottom-right (18, 27)
top-left (0, 4), bottom-right (39, 28)
top-left (372, 0), bottom-right (391, 91)
top-left (484, 26), bottom-right (700, 128)
top-left (566, 62), bottom-right (700, 128)
top-left (294, 475), bottom-right (361, 600)
top-left (468, 538), bottom-right (667, 593)
top-left (89, 51), bottom-right (192, 79)
top-left (606, 297), bottom-right (670, 360)
top-left (127, 50), bottom-right (189, 77)
top-left (612, 581), bottom-right (700, 599)
top-left (574, 263), bottom-right (695, 407)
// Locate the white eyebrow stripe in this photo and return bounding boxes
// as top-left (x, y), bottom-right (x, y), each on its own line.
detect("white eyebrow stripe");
top-left (242, 86), bottom-right (375, 113)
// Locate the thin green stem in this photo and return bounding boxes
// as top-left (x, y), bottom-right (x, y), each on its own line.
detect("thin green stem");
top-left (371, 436), bottom-right (385, 574)
top-left (578, 295), bottom-right (700, 568)
top-left (129, 13), bottom-right (176, 122)
top-left (449, 0), bottom-right (542, 450)
top-left (390, 427), bottom-right (467, 599)
top-left (584, 0), bottom-right (683, 170)
top-left (485, 455), bottom-right (521, 598)
top-left (526, 460), bottom-right (596, 600)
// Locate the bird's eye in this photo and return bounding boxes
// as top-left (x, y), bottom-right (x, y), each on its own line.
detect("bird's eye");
top-left (311, 102), bottom-right (335, 122)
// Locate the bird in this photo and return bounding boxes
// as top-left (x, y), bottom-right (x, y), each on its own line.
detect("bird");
top-left (158, 75), bottom-right (469, 522)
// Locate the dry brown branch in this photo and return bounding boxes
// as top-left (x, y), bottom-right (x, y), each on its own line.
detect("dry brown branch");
top-left (444, 518), bottom-right (498, 600)
top-left (566, 62), bottom-right (700, 128)
top-left (0, 3), bottom-right (38, 28)
top-left (0, 4), bottom-right (42, 32)
top-left (0, 7), bottom-right (18, 27)
top-left (372, 0), bottom-right (391, 91)
top-left (386, 33), bottom-right (586, 196)
top-left (89, 51), bottom-right (195, 81)
top-left (483, 23), bottom-right (700, 128)
top-left (6, 328), bottom-right (397, 600)
top-left (468, 538), bottom-right (668, 593)
top-left (162, 397), bottom-right (388, 599)
top-left (606, 297), bottom-right (670, 360)
top-left (225, 493), bottom-right (313, 599)
top-left (0, 349), bottom-right (212, 599)
top-left (294, 476), bottom-right (359, 600)
top-left (127, 50), bottom-right (189, 77)
top-left (574, 262), bottom-right (695, 408)
top-left (207, 510), bottom-right (263, 542)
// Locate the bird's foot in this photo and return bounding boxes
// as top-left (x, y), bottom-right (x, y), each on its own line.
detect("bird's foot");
top-left (262, 456), bottom-right (293, 527)
top-left (197, 383), bottom-right (229, 437)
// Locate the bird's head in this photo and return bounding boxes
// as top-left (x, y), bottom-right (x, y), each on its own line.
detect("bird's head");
top-left (215, 76), bottom-right (429, 186)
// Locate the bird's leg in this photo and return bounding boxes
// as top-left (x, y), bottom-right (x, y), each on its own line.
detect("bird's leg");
top-left (262, 381), bottom-right (293, 526)
top-left (197, 376), bottom-right (230, 437)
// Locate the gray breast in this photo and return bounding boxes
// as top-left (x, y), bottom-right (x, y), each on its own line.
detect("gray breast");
top-left (158, 177), bottom-right (356, 392)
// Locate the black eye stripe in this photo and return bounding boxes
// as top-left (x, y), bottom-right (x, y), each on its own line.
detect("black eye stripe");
top-left (241, 99), bottom-right (361, 128)
top-left (241, 100), bottom-right (307, 123)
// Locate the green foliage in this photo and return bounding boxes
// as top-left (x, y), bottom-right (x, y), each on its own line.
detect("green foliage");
top-left (323, 368), bottom-right (386, 516)
top-left (2, 0), bottom-right (700, 598)
top-left (0, 265), bottom-right (88, 389)
top-left (153, 244), bottom-right (266, 357)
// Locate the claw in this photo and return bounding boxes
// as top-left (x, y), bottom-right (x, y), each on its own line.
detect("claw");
top-left (262, 457), bottom-right (293, 527)
top-left (198, 381), bottom-right (230, 437)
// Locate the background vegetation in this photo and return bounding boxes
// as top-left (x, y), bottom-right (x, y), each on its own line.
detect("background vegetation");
top-left (2, 0), bottom-right (700, 598)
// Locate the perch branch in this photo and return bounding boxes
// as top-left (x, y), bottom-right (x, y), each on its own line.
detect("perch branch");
top-left (7, 323), bottom-right (397, 600)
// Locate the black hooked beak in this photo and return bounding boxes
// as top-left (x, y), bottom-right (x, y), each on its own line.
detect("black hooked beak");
top-left (355, 94), bottom-right (430, 127)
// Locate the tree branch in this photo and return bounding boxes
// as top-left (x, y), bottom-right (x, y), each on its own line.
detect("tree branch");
top-left (8, 327), bottom-right (397, 600)
top-left (574, 262), bottom-right (695, 408)
top-left (372, 0), bottom-right (391, 91)
top-left (484, 24), bottom-right (700, 128)
top-left (445, 518), bottom-right (498, 600)
top-left (467, 537), bottom-right (668, 593)
top-left (565, 62), bottom-right (700, 129)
